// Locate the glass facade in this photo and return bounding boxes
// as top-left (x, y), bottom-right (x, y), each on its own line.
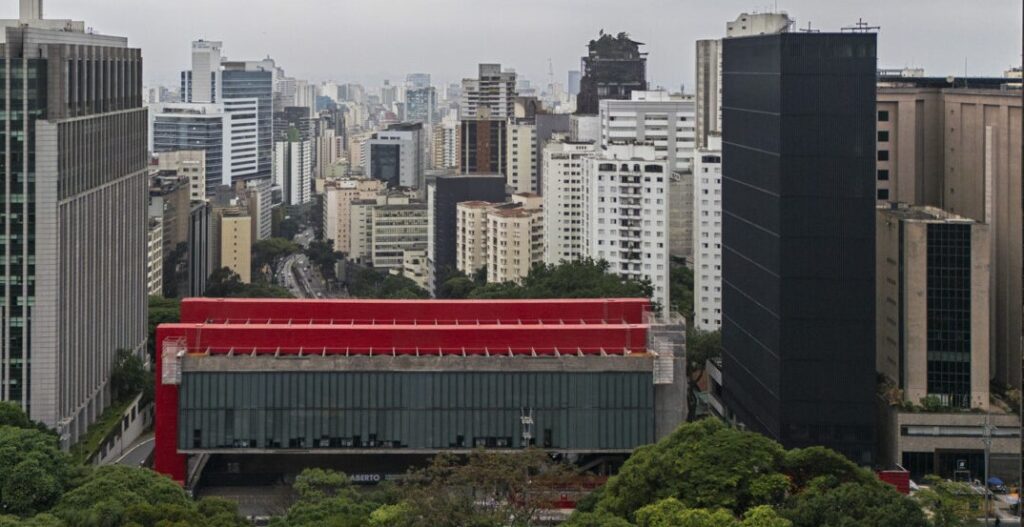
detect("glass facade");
top-left (925, 223), bottom-right (972, 408)
top-left (0, 58), bottom-right (46, 406)
top-left (370, 144), bottom-right (400, 188)
top-left (152, 116), bottom-right (224, 189)
top-left (222, 70), bottom-right (273, 181)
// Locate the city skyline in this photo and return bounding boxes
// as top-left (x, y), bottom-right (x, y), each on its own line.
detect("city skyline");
top-left (1, 0), bottom-right (1019, 90)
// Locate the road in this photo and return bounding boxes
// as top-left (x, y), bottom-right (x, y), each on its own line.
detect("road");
top-left (115, 435), bottom-right (155, 468)
top-left (274, 228), bottom-right (331, 299)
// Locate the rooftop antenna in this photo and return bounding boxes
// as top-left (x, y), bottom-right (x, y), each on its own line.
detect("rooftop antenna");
top-left (841, 18), bottom-right (880, 33)
top-left (799, 21), bottom-right (819, 33)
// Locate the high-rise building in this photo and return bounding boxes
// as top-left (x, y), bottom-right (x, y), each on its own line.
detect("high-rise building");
top-left (721, 33), bottom-right (878, 464)
top-left (367, 133), bottom-right (414, 188)
top-left (188, 202), bottom-right (212, 297)
top-left (692, 135), bottom-right (723, 331)
top-left (150, 103), bottom-right (226, 190)
top-left (406, 73), bottom-right (431, 90)
top-left (274, 134), bottom-right (313, 205)
top-left (243, 179), bottom-right (274, 242)
top-left (0, 1), bottom-right (148, 441)
top-left (506, 121), bottom-right (538, 193)
top-left (876, 205), bottom-right (990, 411)
top-left (221, 61), bottom-right (274, 180)
top-left (214, 208), bottom-right (252, 283)
top-left (582, 144), bottom-right (671, 309)
top-left (406, 86), bottom-right (437, 125)
top-left (696, 13), bottom-right (792, 151)
top-left (426, 174), bottom-right (507, 291)
top-left (695, 39), bottom-right (722, 150)
top-left (433, 115), bottom-right (461, 170)
top-left (874, 204), bottom-right (1019, 482)
top-left (874, 76), bottom-right (1022, 388)
top-left (370, 196), bottom-right (429, 270)
top-left (148, 219), bottom-right (165, 297)
top-left (460, 115), bottom-right (507, 175)
top-left (576, 32), bottom-right (647, 115)
top-left (156, 150), bottom-right (207, 202)
top-left (567, 70), bottom-right (582, 96)
top-left (461, 64), bottom-right (517, 120)
top-left (534, 114), bottom-right (573, 191)
top-left (599, 91), bottom-right (696, 262)
top-left (180, 42), bottom-right (272, 184)
top-left (542, 140), bottom-right (597, 265)
top-left (322, 178), bottom-right (386, 254)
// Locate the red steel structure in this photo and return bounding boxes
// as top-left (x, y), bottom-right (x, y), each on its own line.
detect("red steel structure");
top-left (155, 298), bottom-right (652, 483)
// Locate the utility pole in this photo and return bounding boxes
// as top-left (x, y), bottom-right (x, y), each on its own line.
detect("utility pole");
top-left (983, 411), bottom-right (996, 526)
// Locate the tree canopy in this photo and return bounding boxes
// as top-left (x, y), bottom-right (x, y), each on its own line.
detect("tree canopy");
top-left (204, 267), bottom-right (294, 298)
top-left (575, 419), bottom-right (931, 527)
top-left (437, 259), bottom-right (653, 302)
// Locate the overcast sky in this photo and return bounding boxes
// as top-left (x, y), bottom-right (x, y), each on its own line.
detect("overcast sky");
top-left (4, 0), bottom-right (1020, 91)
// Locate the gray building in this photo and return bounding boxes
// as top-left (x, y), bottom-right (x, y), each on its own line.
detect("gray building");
top-left (0, 1), bottom-right (148, 444)
top-left (406, 86), bottom-right (437, 125)
top-left (151, 104), bottom-right (226, 191)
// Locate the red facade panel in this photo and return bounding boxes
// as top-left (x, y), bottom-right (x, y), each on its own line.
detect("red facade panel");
top-left (180, 298), bottom-right (649, 325)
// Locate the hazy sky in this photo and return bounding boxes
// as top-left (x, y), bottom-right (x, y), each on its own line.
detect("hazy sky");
top-left (4, 0), bottom-right (1020, 91)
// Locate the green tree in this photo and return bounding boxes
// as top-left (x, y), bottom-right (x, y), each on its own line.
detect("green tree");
top-left (470, 259), bottom-right (652, 301)
top-left (685, 330), bottom-right (721, 377)
top-left (668, 258), bottom-right (694, 318)
top-left (293, 468), bottom-right (354, 503)
top-left (305, 240), bottom-right (344, 280)
top-left (345, 266), bottom-right (429, 299)
top-left (393, 449), bottom-right (577, 527)
top-left (781, 447), bottom-right (874, 492)
top-left (252, 238), bottom-right (302, 280)
top-left (204, 267), bottom-right (293, 298)
top-left (780, 479), bottom-right (928, 527)
top-left (913, 477), bottom-right (981, 527)
top-left (52, 466), bottom-right (192, 527)
top-left (634, 499), bottom-right (738, 527)
top-left (148, 296), bottom-right (181, 360)
top-left (0, 514), bottom-right (63, 527)
top-left (741, 506), bottom-right (791, 527)
top-left (561, 511), bottom-right (635, 527)
top-left (0, 402), bottom-right (34, 430)
top-left (596, 419), bottom-right (785, 519)
top-left (110, 349), bottom-right (152, 404)
top-left (162, 242), bottom-right (188, 298)
top-left (0, 426), bottom-right (72, 517)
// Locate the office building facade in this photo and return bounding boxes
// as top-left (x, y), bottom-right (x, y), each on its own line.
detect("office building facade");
top-left (721, 33), bottom-right (878, 464)
top-left (0, 3), bottom-right (148, 442)
top-left (461, 64), bottom-right (516, 120)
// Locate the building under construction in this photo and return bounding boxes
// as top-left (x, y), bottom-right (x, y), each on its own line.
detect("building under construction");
top-left (154, 298), bottom-right (686, 487)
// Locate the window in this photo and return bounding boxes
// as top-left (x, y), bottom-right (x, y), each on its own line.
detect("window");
top-left (878, 110), bottom-right (889, 122)
top-left (878, 131), bottom-right (889, 142)
top-left (877, 169), bottom-right (890, 181)
top-left (877, 150), bottom-right (889, 162)
top-left (877, 189), bottom-right (890, 200)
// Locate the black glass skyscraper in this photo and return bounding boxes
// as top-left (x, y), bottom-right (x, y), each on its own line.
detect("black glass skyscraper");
top-left (721, 33), bottom-right (878, 464)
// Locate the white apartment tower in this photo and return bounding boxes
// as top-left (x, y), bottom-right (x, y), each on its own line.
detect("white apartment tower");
top-left (461, 64), bottom-right (517, 120)
top-left (582, 144), bottom-right (671, 310)
top-left (542, 140), bottom-right (597, 265)
top-left (506, 121), bottom-right (538, 193)
top-left (599, 92), bottom-right (696, 262)
top-left (692, 135), bottom-right (723, 330)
